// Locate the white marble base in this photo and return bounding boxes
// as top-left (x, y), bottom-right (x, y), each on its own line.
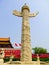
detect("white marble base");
top-left (7, 61), bottom-right (40, 65)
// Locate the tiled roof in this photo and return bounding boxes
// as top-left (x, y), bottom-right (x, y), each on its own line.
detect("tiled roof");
top-left (0, 38), bottom-right (10, 41)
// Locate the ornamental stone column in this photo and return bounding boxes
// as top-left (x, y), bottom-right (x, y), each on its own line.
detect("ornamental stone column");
top-left (13, 3), bottom-right (39, 62)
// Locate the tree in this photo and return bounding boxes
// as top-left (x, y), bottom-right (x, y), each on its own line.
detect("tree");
top-left (32, 47), bottom-right (47, 54)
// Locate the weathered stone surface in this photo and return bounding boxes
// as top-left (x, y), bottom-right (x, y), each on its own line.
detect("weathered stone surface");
top-left (12, 4), bottom-right (39, 65)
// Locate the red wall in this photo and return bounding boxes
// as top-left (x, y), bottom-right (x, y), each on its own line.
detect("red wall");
top-left (0, 49), bottom-right (49, 58)
top-left (4, 49), bottom-right (20, 58)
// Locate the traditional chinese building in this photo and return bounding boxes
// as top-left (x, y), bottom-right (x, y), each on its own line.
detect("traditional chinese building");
top-left (0, 37), bottom-right (20, 58)
top-left (0, 38), bottom-right (13, 48)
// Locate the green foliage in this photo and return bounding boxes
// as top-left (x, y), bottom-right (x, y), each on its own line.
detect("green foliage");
top-left (32, 58), bottom-right (49, 61)
top-left (4, 57), bottom-right (20, 62)
top-left (32, 47), bottom-right (47, 54)
top-left (40, 58), bottom-right (49, 61)
top-left (4, 57), bottom-right (49, 62)
top-left (32, 58), bottom-right (37, 61)
top-left (12, 58), bottom-right (20, 61)
top-left (4, 57), bottom-right (10, 62)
